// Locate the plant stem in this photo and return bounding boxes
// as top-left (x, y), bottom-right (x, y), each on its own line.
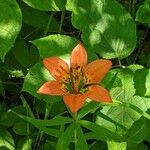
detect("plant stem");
top-left (43, 12), bottom-right (55, 36)
top-left (73, 112), bottom-right (77, 149)
top-left (59, 11), bottom-right (66, 33)
top-left (33, 102), bottom-right (52, 150)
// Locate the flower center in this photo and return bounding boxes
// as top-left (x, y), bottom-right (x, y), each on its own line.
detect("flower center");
top-left (62, 65), bottom-right (91, 94)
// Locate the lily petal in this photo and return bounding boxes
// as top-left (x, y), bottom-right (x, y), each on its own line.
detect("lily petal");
top-left (86, 85), bottom-right (112, 102)
top-left (70, 43), bottom-right (87, 68)
top-left (37, 80), bottom-right (67, 95)
top-left (43, 57), bottom-right (69, 80)
top-left (85, 60), bottom-right (112, 83)
top-left (63, 94), bottom-right (86, 113)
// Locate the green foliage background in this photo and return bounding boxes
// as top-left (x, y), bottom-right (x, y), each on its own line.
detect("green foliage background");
top-left (0, 0), bottom-right (150, 149)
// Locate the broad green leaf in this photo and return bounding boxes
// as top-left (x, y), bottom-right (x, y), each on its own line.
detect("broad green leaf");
top-left (31, 34), bottom-right (78, 59)
top-left (0, 0), bottom-right (22, 61)
top-left (96, 66), bottom-right (150, 135)
top-left (56, 123), bottom-right (74, 150)
top-left (76, 123), bottom-right (89, 150)
top-left (20, 2), bottom-right (59, 32)
top-left (79, 120), bottom-right (124, 142)
top-left (16, 138), bottom-right (32, 150)
top-left (134, 68), bottom-right (150, 97)
top-left (107, 141), bottom-right (127, 150)
top-left (0, 128), bottom-right (15, 150)
top-left (136, 0), bottom-right (150, 25)
top-left (23, 0), bottom-right (67, 11)
top-left (13, 121), bottom-right (33, 136)
top-left (12, 39), bottom-right (39, 68)
top-left (0, 80), bottom-right (4, 94)
top-left (124, 117), bottom-right (148, 144)
top-left (127, 143), bottom-right (148, 150)
top-left (22, 61), bottom-right (58, 102)
top-left (66, 0), bottom-right (136, 59)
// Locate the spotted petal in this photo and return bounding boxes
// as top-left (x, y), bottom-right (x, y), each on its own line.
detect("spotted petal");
top-left (86, 85), bottom-right (112, 102)
top-left (63, 94), bottom-right (86, 113)
top-left (70, 43), bottom-right (87, 68)
top-left (85, 60), bottom-right (112, 83)
top-left (43, 57), bottom-right (69, 80)
top-left (37, 80), bottom-right (67, 95)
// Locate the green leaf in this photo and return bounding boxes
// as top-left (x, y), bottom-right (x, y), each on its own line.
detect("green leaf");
top-left (136, 0), bottom-right (150, 25)
top-left (20, 2), bottom-right (60, 32)
top-left (22, 61), bottom-right (58, 102)
top-left (56, 123), bottom-right (74, 150)
top-left (23, 0), bottom-right (67, 11)
top-left (134, 68), bottom-right (150, 97)
top-left (12, 39), bottom-right (39, 68)
top-left (0, 0), bottom-right (22, 61)
top-left (76, 123), bottom-right (89, 150)
top-left (0, 80), bottom-right (4, 94)
top-left (13, 121), bottom-right (33, 136)
top-left (77, 101), bottom-right (100, 120)
top-left (16, 138), bottom-right (32, 150)
top-left (107, 141), bottom-right (127, 150)
top-left (127, 143), bottom-right (148, 150)
top-left (32, 34), bottom-right (78, 58)
top-left (96, 66), bottom-right (150, 135)
top-left (79, 120), bottom-right (124, 142)
top-left (11, 111), bottom-right (73, 126)
top-left (0, 128), bottom-right (15, 150)
top-left (124, 117), bottom-right (148, 144)
top-left (21, 95), bottom-right (34, 118)
top-left (66, 0), bottom-right (136, 59)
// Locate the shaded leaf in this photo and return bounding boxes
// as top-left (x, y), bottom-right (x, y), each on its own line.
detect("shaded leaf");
top-left (136, 0), bottom-right (150, 25)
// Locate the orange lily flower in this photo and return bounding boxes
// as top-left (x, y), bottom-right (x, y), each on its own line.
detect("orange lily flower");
top-left (37, 43), bottom-right (112, 113)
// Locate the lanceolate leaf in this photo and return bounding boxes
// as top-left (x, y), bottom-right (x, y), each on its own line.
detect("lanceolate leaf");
top-left (66, 0), bottom-right (136, 59)
top-left (79, 120), bottom-right (124, 142)
top-left (56, 123), bottom-right (74, 150)
top-left (0, 0), bottom-right (22, 61)
top-left (23, 0), bottom-right (67, 11)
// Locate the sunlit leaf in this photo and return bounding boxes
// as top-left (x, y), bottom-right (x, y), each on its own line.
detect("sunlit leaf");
top-left (0, 128), bottom-right (15, 150)
top-left (32, 34), bottom-right (78, 59)
top-left (0, 0), bottom-right (22, 61)
top-left (107, 141), bottom-right (127, 150)
top-left (96, 66), bottom-right (150, 135)
top-left (66, 0), bottom-right (136, 59)
top-left (23, 0), bottom-right (67, 11)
